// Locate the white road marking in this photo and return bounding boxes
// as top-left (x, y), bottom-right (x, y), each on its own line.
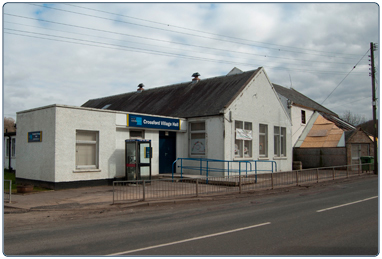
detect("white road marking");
top-left (317, 196), bottom-right (378, 213)
top-left (108, 222), bottom-right (271, 256)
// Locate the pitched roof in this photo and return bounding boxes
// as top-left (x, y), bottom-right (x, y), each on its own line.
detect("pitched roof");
top-left (272, 83), bottom-right (338, 117)
top-left (320, 112), bottom-right (356, 131)
top-left (82, 68), bottom-right (261, 118)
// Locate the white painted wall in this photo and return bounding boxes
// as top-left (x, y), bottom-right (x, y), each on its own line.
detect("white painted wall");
top-left (290, 106), bottom-right (314, 146)
top-left (17, 105), bottom-right (186, 185)
top-left (54, 106), bottom-right (117, 182)
top-left (16, 106), bottom-right (56, 182)
top-left (224, 68), bottom-right (292, 173)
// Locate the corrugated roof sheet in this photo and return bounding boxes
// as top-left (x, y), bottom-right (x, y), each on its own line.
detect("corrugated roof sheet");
top-left (82, 68), bottom-right (261, 118)
top-left (272, 83), bottom-right (338, 117)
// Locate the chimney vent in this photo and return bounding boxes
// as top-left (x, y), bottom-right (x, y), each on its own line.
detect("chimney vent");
top-left (137, 83), bottom-right (145, 92)
top-left (192, 72), bottom-right (200, 83)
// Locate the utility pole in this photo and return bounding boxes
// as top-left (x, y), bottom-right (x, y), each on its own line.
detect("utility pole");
top-left (370, 42), bottom-right (378, 175)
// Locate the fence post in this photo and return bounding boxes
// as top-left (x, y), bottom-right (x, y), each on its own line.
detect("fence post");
top-left (228, 161), bottom-right (230, 178)
top-left (239, 175), bottom-right (242, 194)
top-left (332, 168), bottom-right (335, 180)
top-left (316, 169), bottom-right (319, 183)
top-left (196, 179), bottom-right (199, 197)
top-left (9, 180), bottom-right (11, 203)
top-left (142, 180), bottom-right (146, 201)
top-left (347, 165), bottom-right (349, 178)
top-left (112, 182), bottom-right (115, 204)
top-left (296, 171), bottom-right (299, 186)
top-left (271, 173), bottom-right (274, 190)
top-left (206, 160), bottom-right (209, 184)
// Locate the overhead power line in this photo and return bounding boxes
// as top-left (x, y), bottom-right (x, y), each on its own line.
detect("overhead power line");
top-left (321, 49), bottom-right (370, 104)
top-left (3, 21), bottom-right (357, 66)
top-left (27, 3), bottom-right (360, 59)
top-left (4, 30), bottom-right (366, 75)
top-left (64, 3), bottom-right (360, 58)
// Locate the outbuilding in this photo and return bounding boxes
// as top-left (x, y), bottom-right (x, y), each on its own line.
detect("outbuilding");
top-left (16, 67), bottom-right (292, 189)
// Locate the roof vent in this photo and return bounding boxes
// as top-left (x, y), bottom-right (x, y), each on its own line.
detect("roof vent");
top-left (137, 83), bottom-right (145, 92)
top-left (192, 72), bottom-right (200, 83)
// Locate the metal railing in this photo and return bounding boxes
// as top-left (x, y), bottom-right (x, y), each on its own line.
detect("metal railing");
top-left (113, 163), bottom-right (373, 204)
top-left (4, 180), bottom-right (12, 203)
top-left (171, 158), bottom-right (277, 180)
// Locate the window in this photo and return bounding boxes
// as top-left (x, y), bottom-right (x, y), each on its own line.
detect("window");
top-left (301, 110), bottom-right (306, 124)
top-left (274, 126), bottom-right (286, 157)
top-left (235, 121), bottom-right (252, 158)
top-left (76, 130), bottom-right (99, 169)
top-left (11, 138), bottom-right (16, 157)
top-left (190, 122), bottom-right (206, 156)
top-left (259, 124), bottom-right (268, 157)
top-left (130, 130), bottom-right (144, 139)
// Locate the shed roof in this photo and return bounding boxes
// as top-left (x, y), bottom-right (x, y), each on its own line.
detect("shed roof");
top-left (272, 83), bottom-right (338, 117)
top-left (82, 68), bottom-right (261, 118)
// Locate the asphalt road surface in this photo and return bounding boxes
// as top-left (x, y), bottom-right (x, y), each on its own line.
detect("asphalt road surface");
top-left (4, 176), bottom-right (378, 256)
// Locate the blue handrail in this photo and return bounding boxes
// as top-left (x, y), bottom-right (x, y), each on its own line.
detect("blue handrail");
top-left (172, 158), bottom-right (277, 183)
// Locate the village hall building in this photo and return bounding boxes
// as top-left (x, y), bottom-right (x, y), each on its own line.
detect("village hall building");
top-left (16, 67), bottom-right (293, 189)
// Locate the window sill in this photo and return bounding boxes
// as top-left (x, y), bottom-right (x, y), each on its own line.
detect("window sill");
top-left (234, 157), bottom-right (253, 161)
top-left (73, 169), bottom-right (101, 173)
top-left (273, 157), bottom-right (288, 160)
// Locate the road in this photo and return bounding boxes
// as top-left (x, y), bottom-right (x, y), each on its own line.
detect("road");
top-left (4, 176), bottom-right (378, 256)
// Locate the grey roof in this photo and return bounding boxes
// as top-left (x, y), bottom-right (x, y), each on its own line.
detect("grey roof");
top-left (320, 112), bottom-right (356, 131)
top-left (82, 68), bottom-right (261, 118)
top-left (272, 83), bottom-right (338, 117)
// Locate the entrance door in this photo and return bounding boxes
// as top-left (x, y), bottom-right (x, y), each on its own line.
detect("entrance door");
top-left (159, 131), bottom-right (176, 174)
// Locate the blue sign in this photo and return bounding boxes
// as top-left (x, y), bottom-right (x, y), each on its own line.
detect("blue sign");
top-left (28, 131), bottom-right (42, 142)
top-left (127, 114), bottom-right (180, 130)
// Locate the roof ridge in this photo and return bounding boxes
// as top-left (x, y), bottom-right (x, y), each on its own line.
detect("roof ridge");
top-left (86, 68), bottom-right (260, 103)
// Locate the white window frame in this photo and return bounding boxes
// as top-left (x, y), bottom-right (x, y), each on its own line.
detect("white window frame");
top-left (190, 121), bottom-right (206, 156)
top-left (235, 121), bottom-right (253, 159)
top-left (274, 126), bottom-right (287, 157)
top-left (259, 124), bottom-right (268, 158)
top-left (301, 110), bottom-right (306, 124)
top-left (75, 130), bottom-right (99, 169)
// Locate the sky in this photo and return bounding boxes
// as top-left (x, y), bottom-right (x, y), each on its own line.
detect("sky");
top-left (3, 2), bottom-right (380, 124)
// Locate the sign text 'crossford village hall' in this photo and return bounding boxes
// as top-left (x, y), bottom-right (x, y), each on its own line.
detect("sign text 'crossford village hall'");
top-left (127, 114), bottom-right (180, 130)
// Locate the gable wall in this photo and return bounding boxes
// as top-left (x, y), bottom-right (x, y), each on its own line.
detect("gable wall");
top-left (224, 69), bottom-right (292, 172)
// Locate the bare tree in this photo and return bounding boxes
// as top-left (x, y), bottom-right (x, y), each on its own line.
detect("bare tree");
top-left (4, 117), bottom-right (16, 133)
top-left (340, 110), bottom-right (368, 127)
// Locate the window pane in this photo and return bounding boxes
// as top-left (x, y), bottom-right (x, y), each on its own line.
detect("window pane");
top-left (76, 130), bottom-right (98, 168)
top-left (281, 127), bottom-right (286, 156)
top-left (244, 140), bottom-right (252, 158)
top-left (235, 121), bottom-right (243, 129)
top-left (191, 133), bottom-right (205, 155)
top-left (274, 129), bottom-right (280, 156)
top-left (244, 122), bottom-right (252, 130)
top-left (77, 144), bottom-right (96, 166)
top-left (130, 131), bottom-right (144, 139)
top-left (190, 122), bottom-right (206, 156)
top-left (301, 110), bottom-right (306, 124)
top-left (191, 122), bottom-right (205, 131)
top-left (235, 139), bottom-right (242, 158)
top-left (77, 131), bottom-right (96, 141)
